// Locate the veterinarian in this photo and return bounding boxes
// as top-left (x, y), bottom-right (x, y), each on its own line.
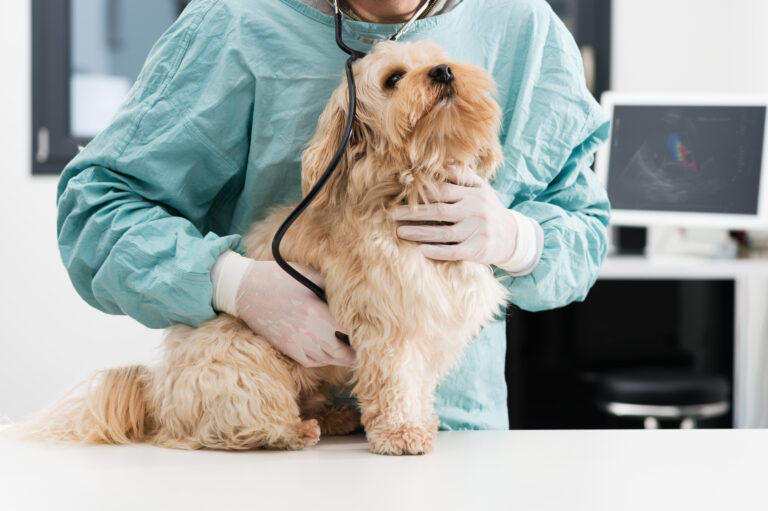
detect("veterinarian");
top-left (57, 0), bottom-right (610, 430)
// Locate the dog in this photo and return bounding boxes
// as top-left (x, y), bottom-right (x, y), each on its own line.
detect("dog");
top-left (23, 40), bottom-right (509, 455)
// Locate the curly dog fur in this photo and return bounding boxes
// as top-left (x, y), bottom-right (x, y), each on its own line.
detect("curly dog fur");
top-left (21, 40), bottom-right (509, 455)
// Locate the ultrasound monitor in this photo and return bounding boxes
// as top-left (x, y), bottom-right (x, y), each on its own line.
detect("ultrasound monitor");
top-left (596, 93), bottom-right (768, 231)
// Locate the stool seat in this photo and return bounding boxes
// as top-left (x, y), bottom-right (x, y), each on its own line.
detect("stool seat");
top-left (598, 369), bottom-right (730, 406)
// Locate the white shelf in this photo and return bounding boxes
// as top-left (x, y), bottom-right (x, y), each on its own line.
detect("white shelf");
top-left (601, 255), bottom-right (768, 279)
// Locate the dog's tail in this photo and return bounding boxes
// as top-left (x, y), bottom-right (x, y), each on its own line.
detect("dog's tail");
top-left (12, 365), bottom-right (153, 444)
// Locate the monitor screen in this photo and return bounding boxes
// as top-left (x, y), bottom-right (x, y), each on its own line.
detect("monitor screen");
top-left (606, 105), bottom-right (766, 215)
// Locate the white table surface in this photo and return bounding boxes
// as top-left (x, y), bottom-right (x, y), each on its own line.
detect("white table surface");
top-left (2, 429), bottom-right (767, 511)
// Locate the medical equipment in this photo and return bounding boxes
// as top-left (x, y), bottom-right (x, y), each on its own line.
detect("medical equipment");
top-left (596, 92), bottom-right (768, 231)
top-left (271, 1), bottom-right (428, 342)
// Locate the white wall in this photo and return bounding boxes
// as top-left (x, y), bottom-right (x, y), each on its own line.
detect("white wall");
top-left (612, 0), bottom-right (768, 93)
top-left (0, 0), bottom-right (162, 422)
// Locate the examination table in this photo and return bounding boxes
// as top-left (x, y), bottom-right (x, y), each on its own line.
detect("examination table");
top-left (1, 429), bottom-right (766, 510)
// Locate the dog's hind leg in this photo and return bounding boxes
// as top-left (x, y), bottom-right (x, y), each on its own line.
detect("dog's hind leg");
top-left (310, 404), bottom-right (362, 437)
top-left (152, 359), bottom-right (320, 451)
top-left (151, 317), bottom-right (320, 451)
top-left (299, 383), bottom-right (361, 436)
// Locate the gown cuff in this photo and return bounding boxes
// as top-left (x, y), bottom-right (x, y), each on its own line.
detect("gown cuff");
top-left (495, 211), bottom-right (544, 276)
top-left (210, 250), bottom-right (252, 316)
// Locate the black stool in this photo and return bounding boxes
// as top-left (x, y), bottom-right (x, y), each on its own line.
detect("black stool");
top-left (595, 368), bottom-right (731, 429)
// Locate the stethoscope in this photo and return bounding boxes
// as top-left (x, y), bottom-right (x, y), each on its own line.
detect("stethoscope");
top-left (270, 1), bottom-right (429, 344)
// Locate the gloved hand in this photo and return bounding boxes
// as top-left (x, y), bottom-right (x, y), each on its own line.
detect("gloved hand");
top-left (211, 252), bottom-right (355, 368)
top-left (394, 166), bottom-right (542, 273)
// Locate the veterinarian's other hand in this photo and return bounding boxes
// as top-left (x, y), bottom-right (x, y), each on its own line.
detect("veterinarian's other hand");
top-left (393, 166), bottom-right (540, 271)
top-left (229, 259), bottom-right (355, 368)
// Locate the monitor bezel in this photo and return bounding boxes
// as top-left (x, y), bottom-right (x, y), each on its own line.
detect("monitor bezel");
top-left (596, 92), bottom-right (768, 231)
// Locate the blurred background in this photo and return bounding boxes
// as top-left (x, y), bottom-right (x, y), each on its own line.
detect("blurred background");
top-left (2, 0), bottom-right (768, 430)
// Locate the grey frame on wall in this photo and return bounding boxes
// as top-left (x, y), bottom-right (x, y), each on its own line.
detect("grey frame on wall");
top-left (30, 0), bottom-right (192, 175)
top-left (32, 0), bottom-right (79, 175)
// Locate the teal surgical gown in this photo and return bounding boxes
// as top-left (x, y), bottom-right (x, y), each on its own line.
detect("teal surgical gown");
top-left (57, 0), bottom-right (611, 430)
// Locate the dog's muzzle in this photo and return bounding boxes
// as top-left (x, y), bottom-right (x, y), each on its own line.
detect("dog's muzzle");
top-left (428, 64), bottom-right (454, 84)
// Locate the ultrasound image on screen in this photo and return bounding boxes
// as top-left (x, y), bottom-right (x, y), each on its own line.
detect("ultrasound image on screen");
top-left (607, 105), bottom-right (766, 214)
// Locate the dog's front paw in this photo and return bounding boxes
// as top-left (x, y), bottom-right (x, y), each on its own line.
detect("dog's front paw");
top-left (368, 423), bottom-right (435, 455)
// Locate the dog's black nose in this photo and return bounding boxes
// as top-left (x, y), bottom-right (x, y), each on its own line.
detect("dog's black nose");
top-left (428, 64), bottom-right (454, 84)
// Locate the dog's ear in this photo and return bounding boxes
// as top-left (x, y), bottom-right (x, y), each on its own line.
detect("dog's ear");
top-left (450, 62), bottom-right (504, 181)
top-left (472, 90), bottom-right (504, 180)
top-left (301, 87), bottom-right (352, 210)
top-left (475, 138), bottom-right (504, 181)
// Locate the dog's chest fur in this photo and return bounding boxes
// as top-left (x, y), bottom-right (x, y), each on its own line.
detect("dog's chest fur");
top-left (243, 204), bottom-right (508, 376)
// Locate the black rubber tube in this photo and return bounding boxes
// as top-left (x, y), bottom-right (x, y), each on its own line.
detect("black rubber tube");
top-left (270, 11), bottom-right (363, 343)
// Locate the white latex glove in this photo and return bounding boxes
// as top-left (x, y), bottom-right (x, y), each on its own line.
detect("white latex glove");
top-left (211, 251), bottom-right (355, 368)
top-left (394, 166), bottom-right (542, 273)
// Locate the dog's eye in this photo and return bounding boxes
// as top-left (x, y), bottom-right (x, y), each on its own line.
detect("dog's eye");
top-left (384, 72), bottom-right (405, 89)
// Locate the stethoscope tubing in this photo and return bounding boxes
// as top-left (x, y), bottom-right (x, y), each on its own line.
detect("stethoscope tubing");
top-left (271, 10), bottom-right (363, 306)
top-left (270, 4), bottom-right (426, 344)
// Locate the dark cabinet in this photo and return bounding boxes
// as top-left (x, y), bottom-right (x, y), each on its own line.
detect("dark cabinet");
top-left (548, 0), bottom-right (612, 99)
top-left (506, 280), bottom-right (734, 430)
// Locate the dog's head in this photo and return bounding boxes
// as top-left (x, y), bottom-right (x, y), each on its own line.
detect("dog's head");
top-left (302, 40), bottom-right (503, 210)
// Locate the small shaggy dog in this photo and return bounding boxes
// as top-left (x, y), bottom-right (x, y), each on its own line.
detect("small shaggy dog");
top-left (25, 40), bottom-right (509, 455)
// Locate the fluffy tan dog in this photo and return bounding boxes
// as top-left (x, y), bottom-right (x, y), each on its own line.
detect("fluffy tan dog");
top-left (24, 40), bottom-right (509, 455)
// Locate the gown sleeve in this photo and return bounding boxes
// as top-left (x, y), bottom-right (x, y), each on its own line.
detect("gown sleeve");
top-left (493, 4), bottom-right (611, 311)
top-left (57, 0), bottom-right (252, 328)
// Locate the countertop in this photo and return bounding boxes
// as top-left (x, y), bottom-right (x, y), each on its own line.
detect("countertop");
top-left (2, 429), bottom-right (767, 510)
